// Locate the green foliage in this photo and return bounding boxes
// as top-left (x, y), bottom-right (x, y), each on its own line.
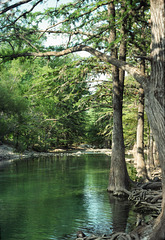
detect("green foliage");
top-left (127, 163), bottom-right (138, 181)
top-left (0, 55), bottom-right (91, 150)
top-left (0, 0), bottom-right (151, 152)
top-left (0, 54), bottom-right (149, 151)
top-left (123, 75), bottom-right (148, 149)
top-left (0, 73), bottom-right (29, 144)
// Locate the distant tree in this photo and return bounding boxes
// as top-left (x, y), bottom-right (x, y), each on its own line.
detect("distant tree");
top-left (136, 61), bottom-right (147, 180)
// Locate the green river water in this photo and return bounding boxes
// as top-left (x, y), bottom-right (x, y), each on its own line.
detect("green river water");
top-left (0, 154), bottom-right (137, 240)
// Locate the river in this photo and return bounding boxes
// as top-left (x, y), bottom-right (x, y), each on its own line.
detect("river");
top-left (0, 153), bottom-right (137, 240)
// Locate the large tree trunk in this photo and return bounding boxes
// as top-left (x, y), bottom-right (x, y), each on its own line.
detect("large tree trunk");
top-left (145, 0), bottom-right (165, 239)
top-left (108, 66), bottom-right (129, 194)
top-left (107, 2), bottom-right (129, 195)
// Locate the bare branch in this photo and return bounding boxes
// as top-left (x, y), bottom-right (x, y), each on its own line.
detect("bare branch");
top-left (2, 0), bottom-right (44, 27)
top-left (0, 0), bottom-right (33, 14)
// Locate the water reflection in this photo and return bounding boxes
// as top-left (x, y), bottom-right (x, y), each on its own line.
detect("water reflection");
top-left (108, 194), bottom-right (130, 232)
top-left (0, 154), bottom-right (137, 240)
top-left (83, 171), bottom-right (113, 235)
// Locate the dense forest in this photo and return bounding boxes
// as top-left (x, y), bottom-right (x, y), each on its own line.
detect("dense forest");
top-left (0, 54), bottom-right (145, 151)
top-left (0, 0), bottom-right (164, 239)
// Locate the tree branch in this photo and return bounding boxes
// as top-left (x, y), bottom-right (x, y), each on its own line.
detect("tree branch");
top-left (1, 0), bottom-right (44, 28)
top-left (15, 30), bottom-right (40, 52)
top-left (134, 55), bottom-right (151, 61)
top-left (39, 1), bottom-right (109, 39)
top-left (38, 29), bottom-right (108, 42)
top-left (0, 45), bottom-right (149, 89)
top-left (0, 0), bottom-right (33, 14)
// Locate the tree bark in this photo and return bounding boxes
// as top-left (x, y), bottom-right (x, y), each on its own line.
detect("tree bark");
top-left (107, 2), bottom-right (129, 195)
top-left (149, 128), bottom-right (155, 169)
top-left (153, 140), bottom-right (159, 168)
top-left (145, 1), bottom-right (165, 239)
top-left (146, 123), bottom-right (152, 179)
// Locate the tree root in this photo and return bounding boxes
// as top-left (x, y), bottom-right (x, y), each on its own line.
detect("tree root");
top-left (76, 232), bottom-right (140, 240)
top-left (141, 182), bottom-right (162, 190)
top-left (111, 232), bottom-right (132, 240)
top-left (151, 193), bottom-right (162, 203)
top-left (128, 187), bottom-right (162, 215)
top-left (130, 232), bottom-right (140, 240)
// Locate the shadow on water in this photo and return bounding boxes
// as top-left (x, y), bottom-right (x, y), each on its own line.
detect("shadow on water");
top-left (108, 193), bottom-right (133, 233)
top-left (0, 154), bottom-right (137, 240)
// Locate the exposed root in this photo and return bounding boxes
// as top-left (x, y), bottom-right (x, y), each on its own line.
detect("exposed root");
top-left (141, 181), bottom-right (162, 190)
top-left (111, 232), bottom-right (132, 240)
top-left (128, 186), bottom-right (162, 215)
top-left (76, 232), bottom-right (140, 240)
top-left (108, 187), bottom-right (131, 198)
top-left (130, 232), bottom-right (140, 240)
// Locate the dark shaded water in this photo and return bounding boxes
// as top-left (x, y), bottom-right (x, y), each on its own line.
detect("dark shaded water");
top-left (0, 154), bottom-right (137, 240)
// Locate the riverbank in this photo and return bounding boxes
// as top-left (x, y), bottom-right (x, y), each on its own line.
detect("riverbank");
top-left (0, 143), bottom-right (114, 163)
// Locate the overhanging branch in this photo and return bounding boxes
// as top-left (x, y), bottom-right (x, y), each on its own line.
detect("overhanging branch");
top-left (0, 44), bottom-right (149, 88)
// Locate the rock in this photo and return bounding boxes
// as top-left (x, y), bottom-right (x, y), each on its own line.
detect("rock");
top-left (77, 231), bottom-right (86, 238)
top-left (75, 151), bottom-right (82, 156)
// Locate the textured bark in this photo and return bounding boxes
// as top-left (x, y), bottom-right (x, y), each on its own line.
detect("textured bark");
top-left (145, 0), bottom-right (165, 239)
top-left (153, 141), bottom-right (159, 168)
top-left (108, 68), bottom-right (129, 193)
top-left (146, 124), bottom-right (152, 179)
top-left (107, 2), bottom-right (129, 194)
top-left (149, 128), bottom-right (155, 169)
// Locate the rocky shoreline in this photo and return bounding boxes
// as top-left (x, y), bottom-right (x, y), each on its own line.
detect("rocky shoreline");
top-left (0, 144), bottom-right (35, 162)
top-left (0, 143), bottom-right (114, 164)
